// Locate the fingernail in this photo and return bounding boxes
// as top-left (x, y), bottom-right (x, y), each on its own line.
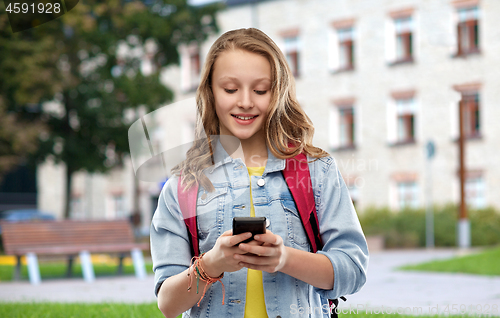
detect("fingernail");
top-left (254, 235), bottom-right (260, 240)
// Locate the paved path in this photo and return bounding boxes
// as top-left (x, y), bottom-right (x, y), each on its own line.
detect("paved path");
top-left (0, 274), bottom-right (157, 303)
top-left (339, 249), bottom-right (500, 316)
top-left (1, 249), bottom-right (499, 316)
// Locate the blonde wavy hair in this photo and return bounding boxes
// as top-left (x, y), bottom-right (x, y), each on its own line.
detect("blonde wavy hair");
top-left (172, 28), bottom-right (328, 192)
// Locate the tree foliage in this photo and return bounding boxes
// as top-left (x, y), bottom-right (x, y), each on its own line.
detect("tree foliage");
top-left (0, 100), bottom-right (44, 183)
top-left (0, 0), bottom-right (221, 217)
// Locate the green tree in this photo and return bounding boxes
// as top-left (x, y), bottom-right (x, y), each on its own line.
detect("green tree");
top-left (0, 100), bottom-right (44, 184)
top-left (0, 0), bottom-right (220, 218)
top-left (0, 10), bottom-right (51, 186)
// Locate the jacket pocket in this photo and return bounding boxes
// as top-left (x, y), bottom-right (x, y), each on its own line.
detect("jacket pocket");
top-left (196, 187), bottom-right (228, 236)
top-left (280, 199), bottom-right (310, 249)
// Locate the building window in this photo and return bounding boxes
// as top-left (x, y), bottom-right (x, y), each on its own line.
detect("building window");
top-left (391, 173), bottom-right (419, 210)
top-left (453, 82), bottom-right (481, 140)
top-left (456, 6), bottom-right (479, 56)
top-left (338, 27), bottom-right (355, 70)
top-left (189, 51), bottom-right (200, 88)
top-left (330, 18), bottom-right (355, 72)
top-left (396, 97), bottom-right (416, 143)
top-left (283, 36), bottom-right (300, 77)
top-left (387, 8), bottom-right (415, 65)
top-left (466, 174), bottom-right (485, 209)
top-left (461, 92), bottom-right (480, 138)
top-left (181, 44), bottom-right (201, 92)
top-left (330, 98), bottom-right (357, 150)
top-left (112, 194), bottom-right (126, 218)
top-left (394, 16), bottom-right (413, 62)
top-left (397, 181), bottom-right (419, 209)
top-left (70, 195), bottom-right (84, 219)
top-left (339, 106), bottom-right (355, 148)
top-left (106, 193), bottom-right (126, 219)
top-left (389, 91), bottom-right (417, 145)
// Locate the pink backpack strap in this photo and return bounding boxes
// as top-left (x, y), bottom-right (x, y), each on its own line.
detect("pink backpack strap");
top-left (283, 153), bottom-right (323, 253)
top-left (177, 173), bottom-right (200, 257)
top-left (284, 153), bottom-right (342, 314)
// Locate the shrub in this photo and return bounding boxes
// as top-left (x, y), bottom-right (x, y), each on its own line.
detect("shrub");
top-left (359, 204), bottom-right (500, 248)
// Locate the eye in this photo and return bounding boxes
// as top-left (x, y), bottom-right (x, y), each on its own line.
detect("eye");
top-left (224, 89), bottom-right (237, 94)
top-left (255, 90), bottom-right (267, 95)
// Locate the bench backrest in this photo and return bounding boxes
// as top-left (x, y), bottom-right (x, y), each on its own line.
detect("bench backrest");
top-left (0, 219), bottom-right (135, 255)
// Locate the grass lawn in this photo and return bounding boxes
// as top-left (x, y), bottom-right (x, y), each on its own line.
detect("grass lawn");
top-left (0, 261), bottom-right (153, 282)
top-left (400, 246), bottom-right (500, 275)
top-left (0, 303), bottom-right (476, 318)
top-left (0, 303), bottom-right (164, 318)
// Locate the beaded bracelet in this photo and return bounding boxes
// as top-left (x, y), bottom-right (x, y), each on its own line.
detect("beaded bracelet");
top-left (187, 253), bottom-right (225, 306)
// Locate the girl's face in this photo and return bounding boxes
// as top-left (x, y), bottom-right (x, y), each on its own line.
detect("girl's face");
top-left (211, 49), bottom-right (272, 146)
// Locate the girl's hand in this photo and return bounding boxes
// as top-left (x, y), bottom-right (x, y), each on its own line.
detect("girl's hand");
top-left (234, 230), bottom-right (288, 273)
top-left (202, 230), bottom-right (254, 277)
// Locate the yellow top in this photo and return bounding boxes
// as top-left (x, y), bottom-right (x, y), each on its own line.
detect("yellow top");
top-left (244, 166), bottom-right (268, 318)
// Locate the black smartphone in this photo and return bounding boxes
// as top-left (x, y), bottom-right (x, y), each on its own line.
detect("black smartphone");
top-left (232, 217), bottom-right (266, 245)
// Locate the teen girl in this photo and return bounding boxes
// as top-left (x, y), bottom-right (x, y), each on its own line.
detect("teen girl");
top-left (151, 28), bottom-right (368, 318)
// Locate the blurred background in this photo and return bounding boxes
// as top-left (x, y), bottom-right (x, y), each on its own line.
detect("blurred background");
top-left (1, 0), bottom-right (499, 251)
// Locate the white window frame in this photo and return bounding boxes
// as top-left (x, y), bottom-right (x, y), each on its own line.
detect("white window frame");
top-left (70, 195), bottom-right (84, 219)
top-left (329, 105), bottom-right (340, 149)
top-left (283, 36), bottom-right (300, 77)
top-left (456, 6), bottom-right (480, 55)
top-left (466, 174), bottom-right (486, 209)
top-left (338, 27), bottom-right (355, 70)
top-left (329, 19), bottom-right (355, 72)
top-left (330, 100), bottom-right (359, 150)
top-left (339, 106), bottom-right (355, 147)
top-left (451, 84), bottom-right (481, 139)
top-left (386, 10), bottom-right (418, 64)
top-left (327, 28), bottom-right (339, 71)
top-left (395, 97), bottom-right (416, 142)
top-left (396, 181), bottom-right (419, 210)
top-left (394, 16), bottom-right (413, 62)
top-left (387, 93), bottom-right (419, 144)
top-left (385, 17), bottom-right (396, 63)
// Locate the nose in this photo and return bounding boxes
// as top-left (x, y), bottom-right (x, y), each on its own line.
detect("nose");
top-left (237, 89), bottom-right (254, 108)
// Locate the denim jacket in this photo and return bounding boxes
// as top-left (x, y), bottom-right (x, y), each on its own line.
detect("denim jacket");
top-left (151, 140), bottom-right (369, 318)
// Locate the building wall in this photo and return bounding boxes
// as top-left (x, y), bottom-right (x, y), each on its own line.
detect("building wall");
top-left (192, 0), bottom-right (500, 211)
top-left (38, 0), bottom-right (500, 226)
top-left (38, 158), bottom-right (65, 219)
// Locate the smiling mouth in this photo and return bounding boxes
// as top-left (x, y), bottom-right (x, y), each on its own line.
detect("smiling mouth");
top-left (232, 115), bottom-right (258, 120)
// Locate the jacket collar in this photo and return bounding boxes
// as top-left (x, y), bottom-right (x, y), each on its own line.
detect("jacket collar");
top-left (210, 136), bottom-right (285, 175)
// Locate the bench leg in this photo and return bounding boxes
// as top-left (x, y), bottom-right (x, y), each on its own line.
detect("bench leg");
top-left (66, 256), bottom-right (74, 278)
top-left (116, 253), bottom-right (126, 275)
top-left (79, 251), bottom-right (95, 283)
top-left (26, 253), bottom-right (41, 285)
top-left (131, 248), bottom-right (146, 279)
top-left (14, 255), bottom-right (22, 281)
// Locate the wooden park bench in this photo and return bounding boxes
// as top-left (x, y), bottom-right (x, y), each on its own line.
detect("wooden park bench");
top-left (0, 219), bottom-right (150, 285)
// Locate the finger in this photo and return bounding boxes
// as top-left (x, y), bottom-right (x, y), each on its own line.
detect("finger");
top-left (220, 229), bottom-right (233, 237)
top-left (234, 252), bottom-right (266, 264)
top-left (239, 262), bottom-right (269, 272)
top-left (238, 243), bottom-right (269, 256)
top-left (229, 232), bottom-right (253, 246)
top-left (235, 240), bottom-right (263, 254)
top-left (253, 233), bottom-right (282, 246)
top-left (245, 240), bottom-right (264, 247)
